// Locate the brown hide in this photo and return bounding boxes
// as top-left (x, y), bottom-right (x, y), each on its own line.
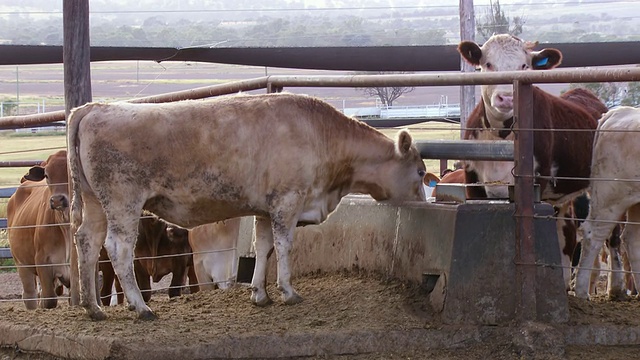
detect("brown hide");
top-left (7, 150), bottom-right (70, 309)
top-left (99, 216), bottom-right (198, 305)
top-left (464, 86), bottom-right (604, 201)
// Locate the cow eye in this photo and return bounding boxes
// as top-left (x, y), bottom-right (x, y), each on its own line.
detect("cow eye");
top-left (521, 64), bottom-right (528, 70)
top-left (485, 62), bottom-right (493, 70)
top-left (418, 169), bottom-right (426, 177)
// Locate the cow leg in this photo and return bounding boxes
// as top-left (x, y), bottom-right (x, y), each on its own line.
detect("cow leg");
top-left (555, 202), bottom-right (575, 290)
top-left (250, 216), bottom-right (274, 306)
top-left (187, 266), bottom-right (200, 294)
top-left (134, 260), bottom-right (152, 303)
top-left (606, 224), bottom-right (628, 300)
top-left (75, 203), bottom-right (108, 320)
top-left (105, 217), bottom-right (155, 320)
top-left (35, 262), bottom-right (58, 309)
top-left (623, 204), bottom-right (640, 296)
top-left (17, 268), bottom-right (38, 310)
top-left (271, 209), bottom-right (302, 305)
top-left (575, 210), bottom-right (625, 299)
top-left (168, 266), bottom-right (187, 298)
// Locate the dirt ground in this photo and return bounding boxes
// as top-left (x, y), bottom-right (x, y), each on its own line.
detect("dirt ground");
top-left (2, 270), bottom-right (640, 359)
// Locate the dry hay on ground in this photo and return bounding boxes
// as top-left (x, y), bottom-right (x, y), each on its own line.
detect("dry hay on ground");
top-left (2, 272), bottom-right (640, 359)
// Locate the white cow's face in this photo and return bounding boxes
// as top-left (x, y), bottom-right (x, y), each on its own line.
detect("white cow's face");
top-left (458, 34), bottom-right (563, 126)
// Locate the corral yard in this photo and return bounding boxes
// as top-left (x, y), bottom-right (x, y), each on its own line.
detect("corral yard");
top-left (2, 271), bottom-right (640, 359)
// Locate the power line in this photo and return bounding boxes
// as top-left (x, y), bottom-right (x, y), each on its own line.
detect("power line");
top-left (0, 1), bottom-right (636, 15)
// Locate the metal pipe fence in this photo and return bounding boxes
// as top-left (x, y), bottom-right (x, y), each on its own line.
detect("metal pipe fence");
top-left (1, 67), bottom-right (640, 314)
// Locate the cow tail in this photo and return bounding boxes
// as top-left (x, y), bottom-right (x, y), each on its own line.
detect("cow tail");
top-left (67, 103), bottom-right (93, 232)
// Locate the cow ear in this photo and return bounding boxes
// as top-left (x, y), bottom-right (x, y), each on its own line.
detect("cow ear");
top-left (531, 48), bottom-right (562, 70)
top-left (396, 130), bottom-right (413, 156)
top-left (458, 41), bottom-right (482, 66)
top-left (24, 166), bottom-right (45, 182)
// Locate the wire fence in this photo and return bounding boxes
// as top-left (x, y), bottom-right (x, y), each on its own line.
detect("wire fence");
top-left (1, 68), bottom-right (640, 309)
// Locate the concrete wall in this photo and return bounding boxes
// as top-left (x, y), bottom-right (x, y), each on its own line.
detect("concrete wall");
top-left (236, 195), bottom-right (569, 325)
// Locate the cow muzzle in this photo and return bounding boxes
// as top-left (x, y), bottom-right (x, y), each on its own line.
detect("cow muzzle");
top-left (49, 194), bottom-right (69, 210)
top-left (491, 91), bottom-right (514, 113)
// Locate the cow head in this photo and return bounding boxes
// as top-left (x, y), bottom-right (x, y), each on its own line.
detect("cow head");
top-left (23, 150), bottom-right (69, 212)
top-left (371, 130), bottom-right (427, 203)
top-left (458, 34), bottom-right (562, 127)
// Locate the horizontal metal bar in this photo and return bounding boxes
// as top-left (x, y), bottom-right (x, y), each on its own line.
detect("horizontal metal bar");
top-left (416, 140), bottom-right (514, 161)
top-left (0, 161), bottom-right (42, 168)
top-left (268, 67), bottom-right (640, 88)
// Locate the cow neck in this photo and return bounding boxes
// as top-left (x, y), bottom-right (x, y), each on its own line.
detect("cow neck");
top-left (482, 107), bottom-right (514, 139)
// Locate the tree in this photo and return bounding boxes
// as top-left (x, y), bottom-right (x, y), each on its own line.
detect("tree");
top-left (621, 82), bottom-right (640, 107)
top-left (358, 72), bottom-right (415, 107)
top-left (476, 0), bottom-right (525, 42)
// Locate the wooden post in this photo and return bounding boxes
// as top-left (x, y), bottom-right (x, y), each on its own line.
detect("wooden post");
top-left (513, 80), bottom-right (536, 322)
top-left (459, 0), bottom-right (476, 139)
top-left (63, 0), bottom-right (92, 306)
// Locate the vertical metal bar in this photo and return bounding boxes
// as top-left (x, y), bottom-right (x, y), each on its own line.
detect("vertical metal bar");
top-left (63, 0), bottom-right (92, 306)
top-left (458, 0), bottom-right (476, 139)
top-left (513, 80), bottom-right (536, 322)
top-left (439, 158), bottom-right (448, 176)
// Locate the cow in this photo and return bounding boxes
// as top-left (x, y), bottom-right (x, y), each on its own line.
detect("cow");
top-left (6, 150), bottom-right (71, 309)
top-left (431, 168), bottom-right (466, 199)
top-left (99, 214), bottom-right (198, 305)
top-left (457, 34), bottom-right (607, 288)
top-left (574, 106), bottom-right (640, 300)
top-left (67, 92), bottom-right (427, 320)
top-left (189, 219), bottom-right (241, 291)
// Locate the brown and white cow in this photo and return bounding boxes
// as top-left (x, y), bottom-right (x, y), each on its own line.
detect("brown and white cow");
top-left (189, 219), bottom-right (241, 291)
top-left (7, 150), bottom-right (71, 309)
top-left (457, 34), bottom-right (607, 287)
top-left (68, 92), bottom-right (427, 320)
top-left (575, 106), bottom-right (640, 300)
top-left (99, 214), bottom-right (198, 305)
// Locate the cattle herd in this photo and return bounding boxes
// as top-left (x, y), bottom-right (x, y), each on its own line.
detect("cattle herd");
top-left (4, 33), bottom-right (640, 322)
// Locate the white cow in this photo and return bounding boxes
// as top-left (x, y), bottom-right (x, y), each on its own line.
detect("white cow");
top-left (189, 219), bottom-right (241, 291)
top-left (575, 106), bottom-right (640, 299)
top-left (68, 92), bottom-right (427, 320)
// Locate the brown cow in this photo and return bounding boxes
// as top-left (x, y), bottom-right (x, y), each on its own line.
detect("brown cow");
top-left (68, 92), bottom-right (427, 320)
top-left (99, 214), bottom-right (198, 305)
top-left (7, 150), bottom-right (71, 309)
top-left (457, 34), bottom-right (607, 288)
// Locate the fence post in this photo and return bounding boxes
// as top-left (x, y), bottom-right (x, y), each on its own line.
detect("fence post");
top-left (513, 80), bottom-right (536, 322)
top-left (63, 0), bottom-right (92, 307)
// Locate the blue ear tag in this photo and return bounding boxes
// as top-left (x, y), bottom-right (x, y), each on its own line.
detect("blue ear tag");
top-left (429, 180), bottom-right (438, 187)
top-left (535, 57), bottom-right (549, 67)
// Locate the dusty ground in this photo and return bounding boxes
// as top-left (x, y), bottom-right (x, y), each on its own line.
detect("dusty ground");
top-left (1, 271), bottom-right (640, 359)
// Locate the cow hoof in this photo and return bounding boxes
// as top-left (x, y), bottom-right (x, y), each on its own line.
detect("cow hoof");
top-left (137, 310), bottom-right (157, 321)
top-left (88, 310), bottom-right (108, 321)
top-left (251, 292), bottom-right (273, 307)
top-left (608, 291), bottom-right (631, 302)
top-left (283, 292), bottom-right (303, 305)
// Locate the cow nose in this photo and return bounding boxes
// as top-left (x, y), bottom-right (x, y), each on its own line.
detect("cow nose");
top-left (50, 195), bottom-right (69, 210)
top-left (495, 93), bottom-right (514, 109)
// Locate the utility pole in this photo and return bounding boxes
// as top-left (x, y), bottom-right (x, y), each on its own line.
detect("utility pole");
top-left (63, 0), bottom-right (92, 306)
top-left (459, 0), bottom-right (476, 139)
